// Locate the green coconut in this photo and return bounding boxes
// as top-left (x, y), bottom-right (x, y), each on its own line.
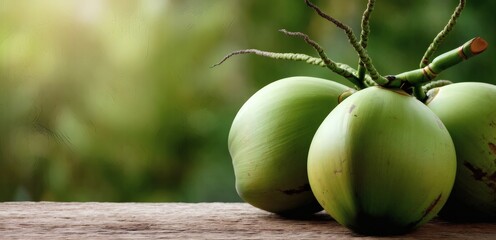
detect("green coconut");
top-left (229, 76), bottom-right (351, 216)
top-left (308, 86), bottom-right (457, 235)
top-left (427, 82), bottom-right (496, 221)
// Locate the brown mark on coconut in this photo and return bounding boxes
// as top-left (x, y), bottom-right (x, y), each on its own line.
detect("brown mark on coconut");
top-left (407, 193), bottom-right (442, 228)
top-left (487, 172), bottom-right (496, 192)
top-left (489, 142), bottom-right (496, 155)
top-left (424, 194), bottom-right (443, 217)
top-left (281, 183), bottom-right (312, 195)
top-left (464, 162), bottom-right (486, 181)
top-left (464, 161), bottom-right (496, 192)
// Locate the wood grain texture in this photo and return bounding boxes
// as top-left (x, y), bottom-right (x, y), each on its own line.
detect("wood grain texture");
top-left (0, 202), bottom-right (495, 239)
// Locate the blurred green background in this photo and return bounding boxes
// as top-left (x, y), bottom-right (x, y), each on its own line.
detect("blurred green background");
top-left (0, 0), bottom-right (494, 202)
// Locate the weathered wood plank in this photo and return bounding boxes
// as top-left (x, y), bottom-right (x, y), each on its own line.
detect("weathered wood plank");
top-left (0, 202), bottom-right (494, 239)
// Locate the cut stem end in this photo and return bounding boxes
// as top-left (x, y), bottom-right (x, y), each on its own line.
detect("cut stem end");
top-left (470, 37), bottom-right (488, 55)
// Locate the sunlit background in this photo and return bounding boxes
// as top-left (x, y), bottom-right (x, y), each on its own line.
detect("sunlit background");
top-left (0, 0), bottom-right (494, 202)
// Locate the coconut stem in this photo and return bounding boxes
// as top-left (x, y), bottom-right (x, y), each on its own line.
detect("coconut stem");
top-left (423, 80), bottom-right (453, 92)
top-left (420, 0), bottom-right (466, 68)
top-left (211, 47), bottom-right (377, 89)
top-left (413, 85), bottom-right (427, 102)
top-left (210, 49), bottom-right (326, 68)
top-left (304, 0), bottom-right (388, 86)
top-left (278, 29), bottom-right (366, 88)
top-left (413, 80), bottom-right (453, 103)
top-left (357, 0), bottom-right (376, 82)
top-left (387, 37), bottom-right (487, 89)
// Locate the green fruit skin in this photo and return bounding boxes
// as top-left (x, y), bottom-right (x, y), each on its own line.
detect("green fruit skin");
top-left (308, 87), bottom-right (456, 235)
top-left (229, 76), bottom-right (351, 216)
top-left (427, 82), bottom-right (496, 221)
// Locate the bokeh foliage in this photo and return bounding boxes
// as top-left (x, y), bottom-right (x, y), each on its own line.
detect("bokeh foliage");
top-left (0, 0), bottom-right (494, 202)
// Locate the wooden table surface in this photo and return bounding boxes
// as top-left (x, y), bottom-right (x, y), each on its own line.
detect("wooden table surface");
top-left (0, 202), bottom-right (495, 239)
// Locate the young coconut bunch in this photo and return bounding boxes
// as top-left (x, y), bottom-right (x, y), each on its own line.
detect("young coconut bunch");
top-left (214, 0), bottom-right (490, 234)
top-left (301, 0), bottom-right (484, 235)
